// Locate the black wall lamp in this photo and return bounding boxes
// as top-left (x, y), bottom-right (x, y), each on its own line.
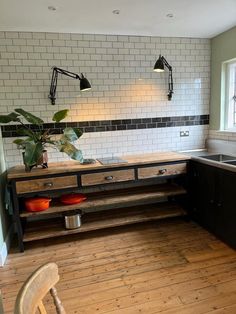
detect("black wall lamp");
top-left (49, 67), bottom-right (91, 105)
top-left (153, 55), bottom-right (173, 101)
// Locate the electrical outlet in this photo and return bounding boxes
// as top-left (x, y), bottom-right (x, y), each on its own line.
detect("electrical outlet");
top-left (180, 131), bottom-right (189, 137)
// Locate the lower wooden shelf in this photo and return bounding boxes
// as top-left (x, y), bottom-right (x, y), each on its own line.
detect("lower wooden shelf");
top-left (20, 183), bottom-right (186, 217)
top-left (23, 203), bottom-right (187, 242)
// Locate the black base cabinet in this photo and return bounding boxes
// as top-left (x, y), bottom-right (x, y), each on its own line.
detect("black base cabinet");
top-left (189, 160), bottom-right (236, 249)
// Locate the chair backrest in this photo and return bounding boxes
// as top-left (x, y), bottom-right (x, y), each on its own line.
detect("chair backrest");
top-left (14, 262), bottom-right (65, 314)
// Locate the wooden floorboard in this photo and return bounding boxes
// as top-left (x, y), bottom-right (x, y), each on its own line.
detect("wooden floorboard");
top-left (1, 219), bottom-right (236, 313)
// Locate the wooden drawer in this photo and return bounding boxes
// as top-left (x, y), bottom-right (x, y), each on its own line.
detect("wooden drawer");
top-left (16, 175), bottom-right (78, 194)
top-left (138, 163), bottom-right (187, 179)
top-left (81, 169), bottom-right (135, 186)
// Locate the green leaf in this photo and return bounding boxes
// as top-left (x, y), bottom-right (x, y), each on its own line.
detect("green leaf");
top-left (0, 112), bottom-right (20, 123)
top-left (52, 109), bottom-right (68, 123)
top-left (23, 142), bottom-right (43, 167)
top-left (13, 139), bottom-right (27, 149)
top-left (15, 108), bottom-right (44, 125)
top-left (63, 127), bottom-right (83, 142)
top-left (16, 128), bottom-right (39, 141)
top-left (73, 128), bottom-right (83, 139)
top-left (13, 139), bottom-right (26, 145)
top-left (56, 140), bottom-right (83, 162)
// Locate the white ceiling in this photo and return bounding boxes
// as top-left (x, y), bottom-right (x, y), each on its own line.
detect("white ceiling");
top-left (0, 0), bottom-right (236, 38)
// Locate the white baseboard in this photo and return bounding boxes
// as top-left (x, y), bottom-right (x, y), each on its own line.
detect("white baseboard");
top-left (0, 226), bottom-right (13, 267)
top-left (0, 242), bottom-right (7, 266)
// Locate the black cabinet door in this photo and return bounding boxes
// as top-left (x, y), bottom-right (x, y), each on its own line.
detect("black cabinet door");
top-left (189, 161), bottom-right (216, 231)
top-left (190, 161), bottom-right (236, 249)
top-left (215, 169), bottom-right (236, 248)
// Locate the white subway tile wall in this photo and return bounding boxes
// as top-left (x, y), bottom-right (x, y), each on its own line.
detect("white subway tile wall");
top-left (209, 130), bottom-right (236, 142)
top-left (0, 32), bottom-right (210, 168)
top-left (3, 126), bottom-right (208, 166)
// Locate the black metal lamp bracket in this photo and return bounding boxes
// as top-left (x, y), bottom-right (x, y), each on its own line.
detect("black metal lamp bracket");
top-left (48, 67), bottom-right (82, 105)
top-left (161, 56), bottom-right (174, 101)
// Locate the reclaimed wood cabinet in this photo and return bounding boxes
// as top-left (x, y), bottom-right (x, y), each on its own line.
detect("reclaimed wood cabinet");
top-left (7, 152), bottom-right (190, 252)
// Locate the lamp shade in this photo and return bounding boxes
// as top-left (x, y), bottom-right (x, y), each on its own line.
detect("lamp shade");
top-left (80, 74), bottom-right (91, 91)
top-left (153, 55), bottom-right (165, 72)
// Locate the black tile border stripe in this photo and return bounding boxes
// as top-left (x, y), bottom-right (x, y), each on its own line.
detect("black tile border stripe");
top-left (1, 114), bottom-right (209, 138)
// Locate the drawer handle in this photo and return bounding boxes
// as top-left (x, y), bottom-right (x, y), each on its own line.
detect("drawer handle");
top-left (105, 176), bottom-right (114, 181)
top-left (44, 182), bottom-right (53, 188)
top-left (158, 169), bottom-right (167, 175)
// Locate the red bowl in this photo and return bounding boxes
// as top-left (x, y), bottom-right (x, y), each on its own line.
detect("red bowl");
top-left (25, 197), bottom-right (51, 212)
top-left (60, 193), bottom-right (87, 205)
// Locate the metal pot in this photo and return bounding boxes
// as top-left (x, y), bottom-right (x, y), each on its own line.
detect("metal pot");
top-left (64, 210), bottom-right (82, 229)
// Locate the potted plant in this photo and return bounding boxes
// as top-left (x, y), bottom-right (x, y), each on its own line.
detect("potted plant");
top-left (0, 108), bottom-right (84, 171)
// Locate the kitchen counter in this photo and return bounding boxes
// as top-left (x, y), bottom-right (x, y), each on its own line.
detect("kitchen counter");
top-left (7, 151), bottom-right (190, 179)
top-left (8, 150), bottom-right (190, 251)
top-left (180, 148), bottom-right (236, 173)
top-left (8, 146), bottom-right (236, 179)
top-left (188, 149), bottom-right (236, 249)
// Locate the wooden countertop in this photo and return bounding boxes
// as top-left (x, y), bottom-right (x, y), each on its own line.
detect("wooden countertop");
top-left (7, 151), bottom-right (190, 179)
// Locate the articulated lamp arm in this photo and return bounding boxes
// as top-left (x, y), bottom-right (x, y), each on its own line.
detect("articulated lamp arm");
top-left (48, 67), bottom-right (91, 105)
top-left (160, 56), bottom-right (173, 101)
top-left (154, 55), bottom-right (174, 101)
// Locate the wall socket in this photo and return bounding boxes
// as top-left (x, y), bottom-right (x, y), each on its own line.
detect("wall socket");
top-left (180, 131), bottom-right (189, 137)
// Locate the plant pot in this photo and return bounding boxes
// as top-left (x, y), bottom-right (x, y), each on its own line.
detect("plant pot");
top-left (23, 150), bottom-right (48, 172)
top-left (37, 150), bottom-right (48, 168)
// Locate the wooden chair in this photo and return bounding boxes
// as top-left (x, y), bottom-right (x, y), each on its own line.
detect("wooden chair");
top-left (0, 290), bottom-right (4, 313)
top-left (14, 262), bottom-right (66, 314)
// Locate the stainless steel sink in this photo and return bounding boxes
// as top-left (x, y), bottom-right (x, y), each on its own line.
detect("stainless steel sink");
top-left (199, 154), bottom-right (236, 162)
top-left (223, 160), bottom-right (236, 165)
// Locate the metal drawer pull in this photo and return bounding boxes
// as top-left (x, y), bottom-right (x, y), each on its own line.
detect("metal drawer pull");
top-left (158, 169), bottom-right (167, 175)
top-left (44, 182), bottom-right (53, 188)
top-left (105, 176), bottom-right (114, 181)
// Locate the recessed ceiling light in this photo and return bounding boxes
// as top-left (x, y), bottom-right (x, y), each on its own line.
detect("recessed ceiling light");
top-left (48, 6), bottom-right (56, 11)
top-left (112, 9), bottom-right (120, 15)
top-left (166, 13), bottom-right (174, 18)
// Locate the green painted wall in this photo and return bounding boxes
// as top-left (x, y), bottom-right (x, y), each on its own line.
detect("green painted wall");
top-left (0, 129), bottom-right (9, 257)
top-left (210, 26), bottom-right (236, 130)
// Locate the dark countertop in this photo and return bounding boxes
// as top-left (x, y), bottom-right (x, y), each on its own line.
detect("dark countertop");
top-left (179, 149), bottom-right (236, 173)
